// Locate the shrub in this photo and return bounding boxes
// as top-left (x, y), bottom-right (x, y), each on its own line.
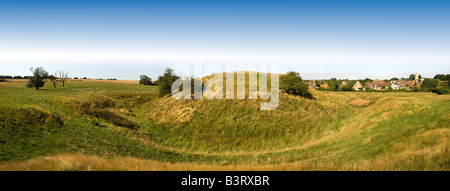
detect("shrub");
top-left (433, 86), bottom-right (450, 95)
top-left (157, 68), bottom-right (179, 97)
top-left (328, 78), bottom-right (338, 90)
top-left (280, 71), bottom-right (313, 99)
top-left (421, 79), bottom-right (439, 91)
top-left (139, 75), bottom-right (152, 85)
top-left (338, 84), bottom-right (354, 91)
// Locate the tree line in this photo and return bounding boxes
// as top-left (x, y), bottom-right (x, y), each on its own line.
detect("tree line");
top-left (0, 75), bottom-right (32, 79)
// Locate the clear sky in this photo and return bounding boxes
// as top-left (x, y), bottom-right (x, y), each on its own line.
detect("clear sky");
top-left (1, 0), bottom-right (449, 80)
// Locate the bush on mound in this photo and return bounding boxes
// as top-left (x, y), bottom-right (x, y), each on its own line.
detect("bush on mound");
top-left (157, 68), bottom-right (179, 97)
top-left (280, 71), bottom-right (313, 99)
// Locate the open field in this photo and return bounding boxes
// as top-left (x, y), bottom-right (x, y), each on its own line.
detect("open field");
top-left (77, 79), bottom-right (139, 84)
top-left (4, 79), bottom-right (139, 84)
top-left (0, 78), bottom-right (449, 171)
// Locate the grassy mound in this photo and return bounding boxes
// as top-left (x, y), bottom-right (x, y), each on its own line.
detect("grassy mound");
top-left (142, 91), bottom-right (355, 152)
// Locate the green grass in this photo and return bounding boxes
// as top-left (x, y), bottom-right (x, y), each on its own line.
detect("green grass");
top-left (0, 79), bottom-right (449, 170)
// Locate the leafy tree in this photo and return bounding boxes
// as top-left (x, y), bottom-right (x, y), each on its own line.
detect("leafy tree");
top-left (443, 74), bottom-right (450, 87)
top-left (343, 82), bottom-right (355, 91)
top-left (139, 75), bottom-right (153, 85)
top-left (421, 79), bottom-right (440, 91)
top-left (434, 74), bottom-right (446, 80)
top-left (360, 78), bottom-right (371, 86)
top-left (280, 71), bottom-right (313, 99)
top-left (27, 67), bottom-right (48, 90)
top-left (328, 78), bottom-right (338, 90)
top-left (157, 68), bottom-right (180, 97)
top-left (408, 74), bottom-right (415, 81)
top-left (390, 77), bottom-right (399, 81)
top-left (337, 84), bottom-right (353, 91)
top-left (441, 81), bottom-right (449, 88)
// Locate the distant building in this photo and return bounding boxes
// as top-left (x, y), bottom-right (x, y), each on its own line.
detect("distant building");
top-left (390, 80), bottom-right (408, 90)
top-left (407, 81), bottom-right (415, 89)
top-left (352, 81), bottom-right (363, 90)
top-left (338, 81), bottom-right (350, 86)
top-left (415, 71), bottom-right (419, 83)
top-left (365, 80), bottom-right (390, 90)
top-left (307, 80), bottom-right (316, 89)
top-left (408, 71), bottom-right (425, 89)
top-left (320, 82), bottom-right (329, 89)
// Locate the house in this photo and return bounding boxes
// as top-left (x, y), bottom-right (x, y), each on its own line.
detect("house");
top-left (390, 80), bottom-right (407, 90)
top-left (307, 80), bottom-right (316, 89)
top-left (320, 82), bottom-right (329, 89)
top-left (390, 80), bottom-right (401, 89)
top-left (338, 81), bottom-right (350, 86)
top-left (406, 81), bottom-right (415, 89)
top-left (365, 80), bottom-right (390, 90)
top-left (352, 81), bottom-right (363, 90)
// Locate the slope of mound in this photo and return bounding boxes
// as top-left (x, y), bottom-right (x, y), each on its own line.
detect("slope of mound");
top-left (140, 72), bottom-right (358, 152)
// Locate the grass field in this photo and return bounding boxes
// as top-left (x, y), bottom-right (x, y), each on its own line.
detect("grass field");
top-left (0, 77), bottom-right (449, 171)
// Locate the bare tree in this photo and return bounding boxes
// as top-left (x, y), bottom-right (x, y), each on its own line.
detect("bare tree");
top-left (48, 75), bottom-right (57, 89)
top-left (56, 71), bottom-right (69, 88)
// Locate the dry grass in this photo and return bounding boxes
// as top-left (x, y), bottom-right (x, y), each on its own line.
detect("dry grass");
top-left (347, 98), bottom-right (373, 107)
top-left (145, 97), bottom-right (197, 124)
top-left (1, 79), bottom-right (29, 82)
top-left (1, 143), bottom-right (448, 171)
top-left (80, 79), bottom-right (139, 84)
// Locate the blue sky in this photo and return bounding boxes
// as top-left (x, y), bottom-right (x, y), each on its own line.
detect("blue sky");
top-left (0, 0), bottom-right (449, 80)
